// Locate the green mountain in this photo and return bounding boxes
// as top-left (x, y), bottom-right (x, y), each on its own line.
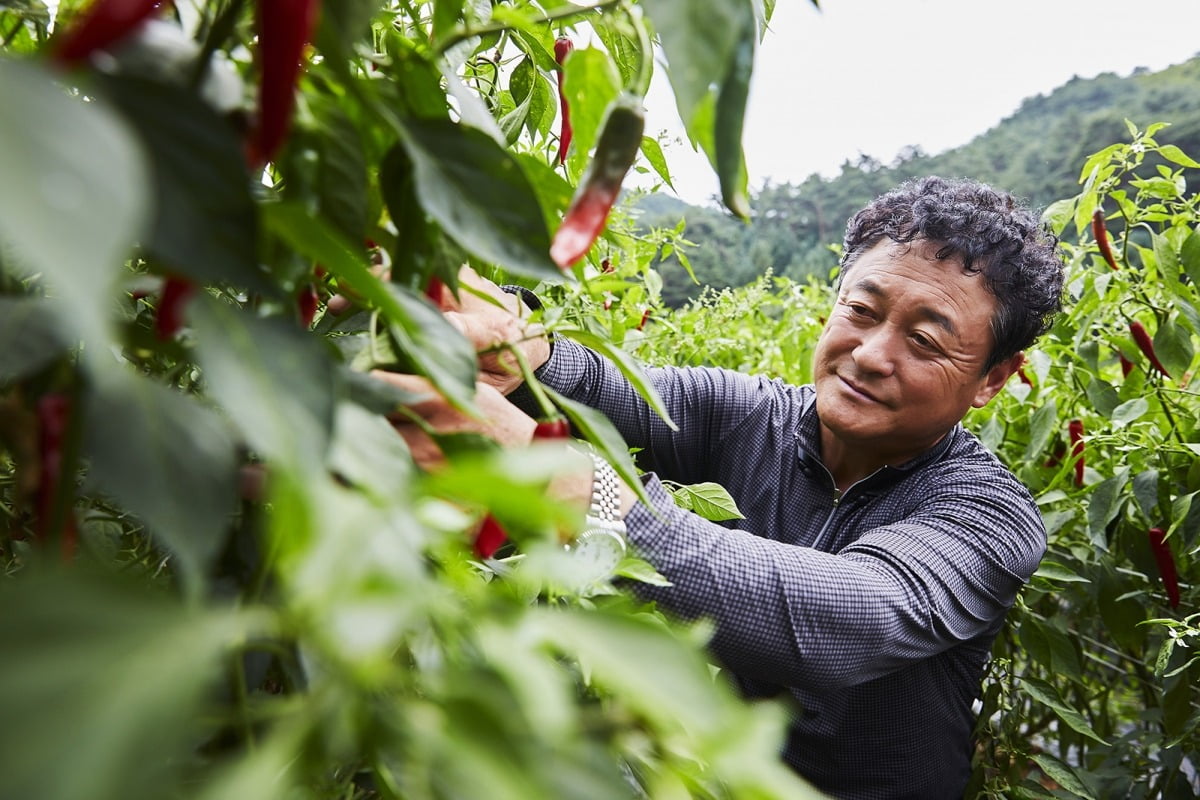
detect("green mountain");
top-left (638, 55), bottom-right (1200, 307)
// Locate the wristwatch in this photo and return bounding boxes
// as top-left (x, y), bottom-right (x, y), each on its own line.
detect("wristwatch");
top-left (567, 452), bottom-right (627, 576)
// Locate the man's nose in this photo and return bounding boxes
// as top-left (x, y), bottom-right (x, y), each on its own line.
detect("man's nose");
top-left (852, 325), bottom-right (898, 376)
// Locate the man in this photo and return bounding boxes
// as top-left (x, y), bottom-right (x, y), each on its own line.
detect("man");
top-left (382, 176), bottom-right (1065, 799)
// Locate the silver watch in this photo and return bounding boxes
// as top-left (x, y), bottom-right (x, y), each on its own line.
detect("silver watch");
top-left (568, 453), bottom-right (627, 575)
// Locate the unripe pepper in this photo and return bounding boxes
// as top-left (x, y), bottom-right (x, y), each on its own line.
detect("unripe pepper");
top-left (155, 276), bottom-right (196, 340)
top-left (554, 37), bottom-right (574, 165)
top-left (1147, 527), bottom-right (1181, 609)
top-left (248, 0), bottom-right (321, 166)
top-left (1068, 419), bottom-right (1084, 487)
top-left (50, 0), bottom-right (164, 66)
top-left (550, 92), bottom-right (645, 270)
top-left (1092, 209), bottom-right (1119, 270)
top-left (1130, 320), bottom-right (1170, 378)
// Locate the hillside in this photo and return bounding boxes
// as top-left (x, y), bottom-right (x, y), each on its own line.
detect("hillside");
top-left (638, 55), bottom-right (1200, 306)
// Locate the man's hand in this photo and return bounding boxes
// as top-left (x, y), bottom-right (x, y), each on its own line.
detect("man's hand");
top-left (372, 371), bottom-right (537, 471)
top-left (439, 267), bottom-right (552, 396)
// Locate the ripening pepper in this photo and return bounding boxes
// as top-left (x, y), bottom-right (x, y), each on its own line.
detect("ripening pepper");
top-left (248, 0), bottom-right (321, 166)
top-left (297, 282), bottom-right (319, 327)
top-left (550, 92), bottom-right (645, 269)
top-left (50, 0), bottom-right (164, 66)
top-left (554, 37), bottom-right (574, 165)
top-left (1068, 419), bottom-right (1084, 487)
top-left (1130, 320), bottom-right (1170, 378)
top-left (34, 393), bottom-right (78, 560)
top-left (1147, 527), bottom-right (1181, 609)
top-left (1092, 209), bottom-right (1119, 270)
top-left (155, 276), bottom-right (196, 340)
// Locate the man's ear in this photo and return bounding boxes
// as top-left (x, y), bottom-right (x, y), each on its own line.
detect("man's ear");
top-left (972, 351), bottom-right (1025, 408)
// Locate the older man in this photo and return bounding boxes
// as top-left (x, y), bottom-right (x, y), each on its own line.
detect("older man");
top-left (383, 176), bottom-right (1065, 799)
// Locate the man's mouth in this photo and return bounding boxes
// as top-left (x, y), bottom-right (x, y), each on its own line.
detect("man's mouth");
top-left (838, 375), bottom-right (883, 404)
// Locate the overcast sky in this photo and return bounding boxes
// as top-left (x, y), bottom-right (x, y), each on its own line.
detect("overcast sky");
top-left (640, 0), bottom-right (1200, 205)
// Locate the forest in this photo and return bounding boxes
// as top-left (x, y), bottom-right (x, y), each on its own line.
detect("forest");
top-left (639, 55), bottom-right (1200, 305)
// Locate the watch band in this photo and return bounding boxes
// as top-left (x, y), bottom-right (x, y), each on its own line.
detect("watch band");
top-left (588, 452), bottom-right (624, 524)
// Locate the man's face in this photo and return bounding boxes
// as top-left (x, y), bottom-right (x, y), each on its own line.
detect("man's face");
top-left (812, 239), bottom-right (1019, 466)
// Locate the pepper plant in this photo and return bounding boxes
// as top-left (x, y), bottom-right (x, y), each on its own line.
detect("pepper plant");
top-left (0, 1), bottom-right (826, 799)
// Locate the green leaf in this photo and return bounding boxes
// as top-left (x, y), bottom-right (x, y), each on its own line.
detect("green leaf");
top-left (540, 386), bottom-right (651, 508)
top-left (83, 368), bottom-right (239, 592)
top-left (1157, 144), bottom-right (1200, 168)
top-left (1111, 396), bottom-right (1149, 427)
top-left (1086, 468), bottom-right (1129, 549)
top-left (0, 569), bottom-right (253, 800)
top-left (312, 97), bottom-right (369, 246)
top-left (261, 202), bottom-right (477, 409)
top-left (639, 135), bottom-right (675, 190)
top-left (1020, 677), bottom-right (1109, 746)
top-left (1084, 378), bottom-right (1119, 418)
top-left (191, 297), bottom-right (336, 474)
top-left (562, 46), bottom-right (623, 178)
top-left (1033, 561), bottom-right (1091, 584)
top-left (94, 74), bottom-right (268, 294)
top-left (1030, 753), bottom-right (1098, 800)
top-left (1132, 468), bottom-right (1160, 521)
top-left (668, 481), bottom-right (744, 521)
top-left (392, 115), bottom-right (562, 281)
top-left (1153, 316), bottom-right (1194, 378)
top-left (615, 555), bottom-right (673, 586)
top-left (561, 327), bottom-right (677, 430)
top-left (0, 297), bottom-right (68, 381)
top-left (1022, 399), bottom-right (1057, 461)
top-left (0, 58), bottom-right (147, 346)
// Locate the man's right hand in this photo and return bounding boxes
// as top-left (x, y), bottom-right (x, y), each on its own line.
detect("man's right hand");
top-left (438, 266), bottom-right (552, 396)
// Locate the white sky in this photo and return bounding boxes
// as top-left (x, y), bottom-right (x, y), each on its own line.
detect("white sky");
top-left (640, 0), bottom-right (1200, 206)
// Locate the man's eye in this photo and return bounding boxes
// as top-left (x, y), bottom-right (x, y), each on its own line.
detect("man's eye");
top-left (912, 332), bottom-right (937, 350)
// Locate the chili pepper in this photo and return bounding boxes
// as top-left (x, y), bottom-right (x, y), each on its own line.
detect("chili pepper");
top-left (297, 282), bottom-right (319, 327)
top-left (1118, 353), bottom-right (1134, 378)
top-left (533, 417), bottom-right (570, 439)
top-left (554, 37), bottom-right (574, 165)
top-left (425, 276), bottom-right (445, 306)
top-left (636, 308), bottom-right (650, 331)
top-left (1068, 419), bottom-right (1084, 487)
top-left (1017, 366), bottom-right (1032, 386)
top-left (34, 393), bottom-right (78, 560)
top-left (1092, 209), bottom-right (1119, 271)
top-left (155, 276), bottom-right (195, 340)
top-left (247, 0), bottom-right (321, 166)
top-left (550, 92), bottom-right (645, 270)
top-left (1147, 527), bottom-right (1181, 609)
top-left (50, 0), bottom-right (164, 66)
top-left (474, 514), bottom-right (507, 559)
top-left (601, 257), bottom-right (613, 273)
top-left (1130, 320), bottom-right (1170, 378)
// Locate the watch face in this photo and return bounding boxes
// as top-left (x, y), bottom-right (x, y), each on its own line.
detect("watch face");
top-left (570, 529), bottom-right (626, 583)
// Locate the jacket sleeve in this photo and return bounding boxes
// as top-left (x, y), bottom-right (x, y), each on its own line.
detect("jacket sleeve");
top-left (622, 472), bottom-right (1045, 691)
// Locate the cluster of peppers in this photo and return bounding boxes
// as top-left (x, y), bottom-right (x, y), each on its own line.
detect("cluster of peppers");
top-left (51, 0), bottom-right (321, 337)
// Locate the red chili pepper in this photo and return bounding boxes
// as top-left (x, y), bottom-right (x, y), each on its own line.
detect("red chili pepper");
top-left (34, 393), bottom-right (78, 560)
top-left (554, 37), bottom-right (574, 165)
top-left (636, 308), bottom-right (650, 331)
top-left (474, 514), bottom-right (508, 559)
top-left (50, 0), bottom-right (164, 66)
top-left (533, 417), bottom-right (570, 439)
top-left (424, 276), bottom-right (445, 306)
top-left (155, 276), bottom-right (196, 340)
top-left (550, 92), bottom-right (645, 270)
top-left (1092, 209), bottom-right (1119, 270)
top-left (297, 282), bottom-right (319, 327)
top-left (247, 0), bottom-right (321, 166)
top-left (1068, 419), bottom-right (1084, 487)
top-left (1130, 320), bottom-right (1170, 378)
top-left (1017, 366), bottom-right (1032, 386)
top-left (1147, 527), bottom-right (1181, 609)
top-left (601, 257), bottom-right (614, 273)
top-left (1118, 353), bottom-right (1134, 378)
